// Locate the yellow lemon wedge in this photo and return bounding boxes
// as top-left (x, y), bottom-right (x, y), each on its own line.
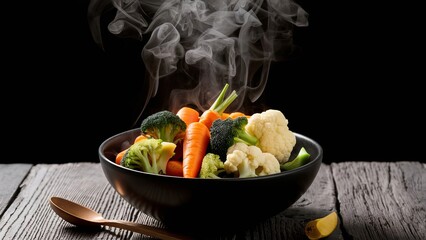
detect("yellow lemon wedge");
top-left (305, 211), bottom-right (338, 239)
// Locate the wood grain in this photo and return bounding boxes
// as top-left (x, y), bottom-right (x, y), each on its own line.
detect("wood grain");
top-left (271, 164), bottom-right (343, 240)
top-left (332, 161), bottom-right (426, 240)
top-left (0, 163), bottom-right (32, 217)
top-left (0, 163), bottom-right (337, 240)
top-left (2, 162), bottom-right (424, 239)
top-left (0, 163), bottom-right (143, 240)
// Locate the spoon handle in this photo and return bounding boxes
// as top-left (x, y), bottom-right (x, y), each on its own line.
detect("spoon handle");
top-left (102, 220), bottom-right (192, 240)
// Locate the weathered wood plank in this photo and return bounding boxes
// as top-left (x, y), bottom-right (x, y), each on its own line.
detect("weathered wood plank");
top-left (0, 164), bottom-right (33, 217)
top-left (332, 162), bottom-right (426, 240)
top-left (0, 163), bottom-right (336, 239)
top-left (0, 163), bottom-right (143, 240)
top-left (237, 164), bottom-right (343, 240)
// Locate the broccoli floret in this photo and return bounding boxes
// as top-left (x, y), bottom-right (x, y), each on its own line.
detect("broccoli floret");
top-left (121, 138), bottom-right (176, 174)
top-left (210, 116), bottom-right (259, 161)
top-left (199, 153), bottom-right (226, 178)
top-left (140, 110), bottom-right (186, 144)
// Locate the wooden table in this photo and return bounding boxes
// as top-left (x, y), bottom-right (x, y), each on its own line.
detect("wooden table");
top-left (0, 162), bottom-right (424, 240)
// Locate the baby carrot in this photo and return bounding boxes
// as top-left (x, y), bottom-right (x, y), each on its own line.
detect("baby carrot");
top-left (176, 106), bottom-right (200, 126)
top-left (182, 122), bottom-right (210, 178)
top-left (199, 84), bottom-right (238, 129)
top-left (228, 112), bottom-right (247, 119)
top-left (134, 134), bottom-right (148, 143)
top-left (166, 160), bottom-right (184, 177)
top-left (115, 135), bottom-right (148, 165)
top-left (115, 149), bottom-right (127, 165)
top-left (199, 110), bottom-right (221, 129)
top-left (221, 112), bottom-right (230, 119)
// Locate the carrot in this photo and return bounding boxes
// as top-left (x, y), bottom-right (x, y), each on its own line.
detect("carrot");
top-left (229, 112), bottom-right (248, 119)
top-left (134, 134), bottom-right (148, 143)
top-left (115, 135), bottom-right (148, 165)
top-left (199, 110), bottom-right (221, 129)
top-left (175, 107), bottom-right (201, 164)
top-left (115, 149), bottom-right (127, 165)
top-left (221, 112), bottom-right (230, 119)
top-left (199, 83), bottom-right (238, 129)
top-left (182, 122), bottom-right (210, 178)
top-left (222, 112), bottom-right (250, 119)
top-left (176, 106), bottom-right (200, 126)
top-left (166, 160), bottom-right (184, 177)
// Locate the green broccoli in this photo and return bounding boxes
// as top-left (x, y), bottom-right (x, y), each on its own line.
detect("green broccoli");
top-left (199, 153), bottom-right (226, 178)
top-left (140, 110), bottom-right (186, 144)
top-left (209, 116), bottom-right (259, 161)
top-left (121, 138), bottom-right (176, 174)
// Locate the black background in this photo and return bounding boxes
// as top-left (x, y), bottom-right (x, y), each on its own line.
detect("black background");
top-left (4, 0), bottom-right (422, 164)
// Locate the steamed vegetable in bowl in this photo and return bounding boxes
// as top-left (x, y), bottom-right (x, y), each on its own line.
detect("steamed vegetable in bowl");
top-left (98, 123), bottom-right (322, 233)
top-left (113, 85), bottom-right (311, 178)
top-left (113, 83), bottom-right (312, 179)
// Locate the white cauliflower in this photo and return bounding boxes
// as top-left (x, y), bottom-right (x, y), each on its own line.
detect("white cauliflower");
top-left (245, 109), bottom-right (296, 163)
top-left (224, 142), bottom-right (281, 178)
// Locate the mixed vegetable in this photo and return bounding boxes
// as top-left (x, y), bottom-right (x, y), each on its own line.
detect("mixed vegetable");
top-left (116, 84), bottom-right (311, 178)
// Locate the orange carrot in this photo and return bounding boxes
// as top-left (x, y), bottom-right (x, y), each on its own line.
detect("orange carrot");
top-left (182, 122), bottom-right (210, 178)
top-left (115, 149), bottom-right (127, 165)
top-left (221, 112), bottom-right (230, 119)
top-left (222, 112), bottom-right (250, 119)
top-left (199, 110), bottom-right (221, 129)
top-left (134, 134), bottom-right (148, 143)
top-left (199, 83), bottom-right (238, 129)
top-left (115, 135), bottom-right (149, 165)
top-left (229, 112), bottom-right (248, 119)
top-left (166, 160), bottom-right (184, 177)
top-left (176, 106), bottom-right (200, 126)
top-left (175, 107), bottom-right (200, 162)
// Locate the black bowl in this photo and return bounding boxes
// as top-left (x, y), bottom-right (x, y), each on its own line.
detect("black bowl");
top-left (99, 128), bottom-right (323, 234)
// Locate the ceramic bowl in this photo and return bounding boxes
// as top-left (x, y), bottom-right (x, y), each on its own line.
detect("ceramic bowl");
top-left (99, 128), bottom-right (323, 234)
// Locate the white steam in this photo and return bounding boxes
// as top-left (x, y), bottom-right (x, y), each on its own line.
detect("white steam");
top-left (88, 0), bottom-right (308, 122)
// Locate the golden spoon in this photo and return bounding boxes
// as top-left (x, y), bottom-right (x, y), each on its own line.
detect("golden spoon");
top-left (49, 196), bottom-right (191, 240)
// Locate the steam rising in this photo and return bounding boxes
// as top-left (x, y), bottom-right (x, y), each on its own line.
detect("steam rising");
top-left (88, 0), bottom-right (308, 123)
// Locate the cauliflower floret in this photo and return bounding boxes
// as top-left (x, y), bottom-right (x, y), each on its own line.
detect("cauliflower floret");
top-left (224, 142), bottom-right (281, 178)
top-left (245, 109), bottom-right (296, 163)
top-left (260, 152), bottom-right (281, 175)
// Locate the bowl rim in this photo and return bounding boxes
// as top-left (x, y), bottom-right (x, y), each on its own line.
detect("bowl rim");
top-left (99, 128), bottom-right (323, 181)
